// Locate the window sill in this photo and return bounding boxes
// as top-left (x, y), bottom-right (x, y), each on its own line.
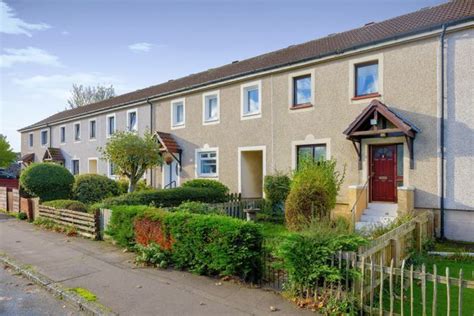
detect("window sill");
top-left (241, 112), bottom-right (261, 120)
top-left (290, 103), bottom-right (313, 110)
top-left (351, 93), bottom-right (381, 101)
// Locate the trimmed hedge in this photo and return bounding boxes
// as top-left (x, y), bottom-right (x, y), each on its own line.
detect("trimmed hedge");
top-left (105, 205), bottom-right (152, 248)
top-left (42, 199), bottom-right (88, 213)
top-left (182, 179), bottom-right (229, 197)
top-left (73, 174), bottom-right (121, 204)
top-left (20, 163), bottom-right (74, 202)
top-left (136, 209), bottom-right (263, 281)
top-left (102, 187), bottom-right (228, 208)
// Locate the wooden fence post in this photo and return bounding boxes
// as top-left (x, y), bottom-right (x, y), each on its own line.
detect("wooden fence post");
top-left (0, 187), bottom-right (6, 210)
top-left (415, 221), bottom-right (422, 252)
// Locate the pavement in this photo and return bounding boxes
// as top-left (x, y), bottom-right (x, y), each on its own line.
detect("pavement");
top-left (0, 214), bottom-right (311, 315)
top-left (0, 264), bottom-right (81, 316)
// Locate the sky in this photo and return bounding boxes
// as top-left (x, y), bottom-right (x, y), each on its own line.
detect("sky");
top-left (0, 0), bottom-right (445, 151)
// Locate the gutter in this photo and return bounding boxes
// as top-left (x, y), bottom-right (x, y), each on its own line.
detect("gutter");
top-left (439, 24), bottom-right (447, 239)
top-left (18, 17), bottom-right (474, 133)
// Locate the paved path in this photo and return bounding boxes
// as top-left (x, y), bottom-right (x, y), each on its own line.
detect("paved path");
top-left (0, 264), bottom-right (81, 316)
top-left (0, 214), bottom-right (310, 315)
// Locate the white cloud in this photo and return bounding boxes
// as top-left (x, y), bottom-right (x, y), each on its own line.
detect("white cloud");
top-left (0, 1), bottom-right (50, 37)
top-left (0, 47), bottom-right (62, 68)
top-left (61, 30), bottom-right (69, 36)
top-left (128, 42), bottom-right (153, 53)
top-left (12, 72), bottom-right (123, 101)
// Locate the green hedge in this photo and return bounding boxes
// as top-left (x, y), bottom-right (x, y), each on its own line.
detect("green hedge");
top-left (102, 187), bottom-right (228, 208)
top-left (182, 179), bottom-right (229, 196)
top-left (42, 199), bottom-right (88, 213)
top-left (73, 174), bottom-right (121, 204)
top-left (137, 209), bottom-right (263, 281)
top-left (105, 205), bottom-right (152, 248)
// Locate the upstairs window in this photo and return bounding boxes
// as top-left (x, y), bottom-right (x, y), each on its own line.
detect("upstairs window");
top-left (60, 126), bottom-right (66, 143)
top-left (197, 151), bottom-right (217, 177)
top-left (89, 120), bottom-right (96, 139)
top-left (172, 100), bottom-right (185, 127)
top-left (355, 61), bottom-right (378, 97)
top-left (74, 123), bottom-right (81, 141)
top-left (28, 133), bottom-right (33, 147)
top-left (297, 144), bottom-right (327, 168)
top-left (41, 130), bottom-right (48, 146)
top-left (203, 92), bottom-right (219, 124)
top-left (241, 81), bottom-right (261, 118)
top-left (72, 159), bottom-right (80, 175)
top-left (107, 115), bottom-right (116, 137)
top-left (293, 75), bottom-right (312, 106)
top-left (127, 110), bottom-right (138, 131)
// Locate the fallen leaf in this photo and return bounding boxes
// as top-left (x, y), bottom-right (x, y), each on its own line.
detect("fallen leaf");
top-left (270, 306), bottom-right (279, 312)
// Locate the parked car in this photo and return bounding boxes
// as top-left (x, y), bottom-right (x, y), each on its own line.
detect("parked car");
top-left (0, 170), bottom-right (15, 179)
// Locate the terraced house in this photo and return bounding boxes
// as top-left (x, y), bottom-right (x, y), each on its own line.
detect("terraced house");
top-left (19, 1), bottom-right (474, 241)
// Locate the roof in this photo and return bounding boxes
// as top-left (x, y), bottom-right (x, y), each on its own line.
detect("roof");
top-left (20, 153), bottom-right (35, 163)
top-left (42, 148), bottom-right (65, 162)
top-left (343, 99), bottom-right (421, 139)
top-left (19, 0), bottom-right (474, 132)
top-left (155, 132), bottom-right (181, 153)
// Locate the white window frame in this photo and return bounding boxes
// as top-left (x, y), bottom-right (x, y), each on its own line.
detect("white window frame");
top-left (195, 146), bottom-right (219, 178)
top-left (202, 91), bottom-right (220, 125)
top-left (40, 129), bottom-right (48, 147)
top-left (73, 122), bottom-right (81, 142)
top-left (171, 98), bottom-right (186, 129)
top-left (240, 80), bottom-right (262, 120)
top-left (87, 157), bottom-right (99, 173)
top-left (28, 132), bottom-right (34, 148)
top-left (127, 109), bottom-right (138, 132)
top-left (71, 158), bottom-right (80, 175)
top-left (89, 118), bottom-right (97, 140)
top-left (108, 160), bottom-right (117, 180)
top-left (291, 137), bottom-right (331, 170)
top-left (59, 125), bottom-right (66, 145)
top-left (106, 114), bottom-right (116, 138)
top-left (349, 53), bottom-right (384, 104)
top-left (288, 69), bottom-right (315, 110)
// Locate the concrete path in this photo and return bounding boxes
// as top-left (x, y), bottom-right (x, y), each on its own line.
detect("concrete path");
top-left (0, 214), bottom-right (311, 315)
top-left (0, 265), bottom-right (82, 316)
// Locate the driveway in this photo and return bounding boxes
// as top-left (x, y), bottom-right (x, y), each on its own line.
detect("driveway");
top-left (0, 215), bottom-right (311, 315)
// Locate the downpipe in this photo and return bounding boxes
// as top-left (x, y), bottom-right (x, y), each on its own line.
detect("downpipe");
top-left (439, 24), bottom-right (447, 239)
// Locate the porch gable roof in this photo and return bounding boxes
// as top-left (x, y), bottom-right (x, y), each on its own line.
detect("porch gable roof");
top-left (155, 132), bottom-right (181, 154)
top-left (43, 148), bottom-right (65, 162)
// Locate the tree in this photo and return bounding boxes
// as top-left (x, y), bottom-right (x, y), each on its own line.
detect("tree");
top-left (0, 134), bottom-right (16, 167)
top-left (100, 131), bottom-right (162, 192)
top-left (67, 84), bottom-right (116, 109)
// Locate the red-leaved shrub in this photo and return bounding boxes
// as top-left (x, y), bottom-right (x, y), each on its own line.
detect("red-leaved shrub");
top-left (134, 218), bottom-right (173, 250)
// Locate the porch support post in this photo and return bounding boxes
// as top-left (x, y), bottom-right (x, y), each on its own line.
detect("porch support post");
top-left (397, 186), bottom-right (415, 217)
top-left (351, 140), bottom-right (362, 170)
top-left (405, 136), bottom-right (414, 169)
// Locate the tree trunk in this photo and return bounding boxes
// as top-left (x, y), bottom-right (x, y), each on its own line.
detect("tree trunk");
top-left (128, 177), bottom-right (136, 193)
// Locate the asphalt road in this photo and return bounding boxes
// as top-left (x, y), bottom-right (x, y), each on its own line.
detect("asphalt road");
top-left (0, 263), bottom-right (81, 316)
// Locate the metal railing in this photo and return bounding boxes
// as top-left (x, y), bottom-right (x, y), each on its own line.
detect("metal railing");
top-left (350, 174), bottom-right (372, 230)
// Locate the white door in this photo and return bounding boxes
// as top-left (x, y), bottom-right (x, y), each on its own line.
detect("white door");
top-left (163, 159), bottom-right (179, 189)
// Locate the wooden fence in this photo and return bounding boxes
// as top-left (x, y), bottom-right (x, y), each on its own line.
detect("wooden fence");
top-left (211, 193), bottom-right (264, 219)
top-left (358, 211), bottom-right (434, 267)
top-left (38, 206), bottom-right (100, 239)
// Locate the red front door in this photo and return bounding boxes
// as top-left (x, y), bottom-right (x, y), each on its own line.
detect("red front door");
top-left (370, 145), bottom-right (397, 202)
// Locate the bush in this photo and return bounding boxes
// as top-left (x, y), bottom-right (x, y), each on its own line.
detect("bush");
top-left (182, 179), bottom-right (229, 198)
top-left (264, 172), bottom-right (291, 211)
top-left (20, 163), bottom-right (74, 202)
top-left (135, 209), bottom-right (263, 281)
top-left (135, 243), bottom-right (171, 269)
top-left (285, 159), bottom-right (345, 230)
top-left (73, 174), bottom-right (120, 204)
top-left (43, 199), bottom-right (89, 213)
top-left (17, 212), bottom-right (28, 220)
top-left (174, 201), bottom-right (223, 215)
top-left (117, 179), bottom-right (150, 194)
top-left (102, 187), bottom-right (228, 208)
top-left (105, 205), bottom-right (153, 248)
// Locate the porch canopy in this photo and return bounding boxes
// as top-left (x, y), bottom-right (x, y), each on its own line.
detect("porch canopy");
top-left (154, 131), bottom-right (182, 167)
top-left (42, 147), bottom-right (65, 164)
top-left (343, 100), bottom-right (420, 169)
top-left (20, 153), bottom-right (35, 165)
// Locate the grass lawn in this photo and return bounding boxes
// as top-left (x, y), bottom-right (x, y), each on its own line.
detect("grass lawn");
top-left (259, 222), bottom-right (290, 252)
top-left (434, 240), bottom-right (474, 252)
top-left (380, 255), bottom-right (474, 316)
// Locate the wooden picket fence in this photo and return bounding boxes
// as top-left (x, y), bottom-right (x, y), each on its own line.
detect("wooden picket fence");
top-left (211, 193), bottom-right (264, 219)
top-left (38, 205), bottom-right (100, 239)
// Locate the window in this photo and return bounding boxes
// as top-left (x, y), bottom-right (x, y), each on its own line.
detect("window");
top-left (28, 133), bottom-right (33, 147)
top-left (108, 161), bottom-right (117, 179)
top-left (89, 120), bottom-right (96, 139)
top-left (296, 144), bottom-right (327, 168)
top-left (107, 114), bottom-right (116, 137)
top-left (127, 110), bottom-right (138, 131)
top-left (60, 126), bottom-right (66, 143)
top-left (74, 123), bottom-right (81, 141)
top-left (203, 92), bottom-right (219, 124)
top-left (41, 130), bottom-right (48, 146)
top-left (197, 151), bottom-right (217, 177)
top-left (171, 100), bottom-right (185, 128)
top-left (71, 159), bottom-right (80, 175)
top-left (241, 81), bottom-right (261, 118)
top-left (355, 61), bottom-right (378, 97)
top-left (293, 75), bottom-right (312, 106)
